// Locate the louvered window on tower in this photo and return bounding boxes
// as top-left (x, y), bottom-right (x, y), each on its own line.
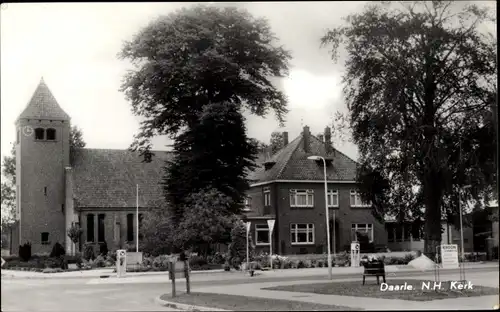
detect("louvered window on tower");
top-left (35, 128), bottom-right (45, 140)
top-left (46, 128), bottom-right (56, 140)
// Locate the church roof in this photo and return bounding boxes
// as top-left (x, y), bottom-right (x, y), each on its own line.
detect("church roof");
top-left (72, 148), bottom-right (172, 208)
top-left (17, 78), bottom-right (70, 121)
top-left (248, 127), bottom-right (358, 184)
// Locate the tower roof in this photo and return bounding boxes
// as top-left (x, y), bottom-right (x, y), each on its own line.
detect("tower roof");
top-left (17, 78), bottom-right (70, 121)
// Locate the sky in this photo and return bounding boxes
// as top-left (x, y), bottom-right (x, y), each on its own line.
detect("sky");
top-left (0, 1), bottom-right (495, 170)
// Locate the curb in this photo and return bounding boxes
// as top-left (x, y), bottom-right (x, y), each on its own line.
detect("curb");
top-left (154, 295), bottom-right (228, 311)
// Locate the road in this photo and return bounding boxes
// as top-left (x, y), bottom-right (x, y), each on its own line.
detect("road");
top-left (1, 267), bottom-right (498, 311)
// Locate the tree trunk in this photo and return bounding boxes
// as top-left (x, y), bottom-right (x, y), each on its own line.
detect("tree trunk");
top-left (423, 171), bottom-right (443, 261)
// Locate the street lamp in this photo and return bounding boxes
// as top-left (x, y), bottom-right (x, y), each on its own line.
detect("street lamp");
top-left (308, 155), bottom-right (333, 280)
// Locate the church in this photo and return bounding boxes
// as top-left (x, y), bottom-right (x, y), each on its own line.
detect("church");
top-left (13, 78), bottom-right (171, 255)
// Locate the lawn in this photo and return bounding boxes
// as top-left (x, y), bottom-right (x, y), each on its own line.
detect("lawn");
top-left (160, 292), bottom-right (358, 311)
top-left (262, 279), bottom-right (499, 301)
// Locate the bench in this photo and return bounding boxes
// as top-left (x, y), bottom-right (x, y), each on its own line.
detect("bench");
top-left (362, 261), bottom-right (386, 285)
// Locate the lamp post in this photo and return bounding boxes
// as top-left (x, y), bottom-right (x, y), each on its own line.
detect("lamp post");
top-left (308, 155), bottom-right (333, 280)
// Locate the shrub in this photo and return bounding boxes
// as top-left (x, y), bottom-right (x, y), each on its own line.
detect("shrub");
top-left (207, 252), bottom-right (226, 265)
top-left (94, 255), bottom-right (106, 268)
top-left (19, 242), bottom-right (32, 261)
top-left (317, 260), bottom-right (324, 268)
top-left (297, 260), bottom-right (305, 269)
top-left (42, 268), bottom-right (64, 274)
top-left (99, 241), bottom-right (108, 256)
top-left (403, 253), bottom-right (415, 264)
top-left (83, 243), bottom-right (95, 261)
top-left (50, 242), bottom-right (66, 258)
top-left (189, 255), bottom-right (208, 269)
top-left (152, 255), bottom-right (170, 270)
top-left (228, 221), bottom-right (254, 268)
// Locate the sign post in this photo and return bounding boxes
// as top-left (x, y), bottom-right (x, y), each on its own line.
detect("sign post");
top-left (440, 244), bottom-right (459, 269)
top-left (350, 242), bottom-right (360, 267)
top-left (246, 221), bottom-right (251, 272)
top-left (267, 219), bottom-right (275, 269)
top-left (116, 250), bottom-right (127, 278)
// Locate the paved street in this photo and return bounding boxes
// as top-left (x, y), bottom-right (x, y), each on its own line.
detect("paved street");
top-left (2, 266), bottom-right (498, 311)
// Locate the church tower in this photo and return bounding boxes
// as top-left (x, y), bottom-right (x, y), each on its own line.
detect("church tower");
top-left (14, 78), bottom-right (71, 254)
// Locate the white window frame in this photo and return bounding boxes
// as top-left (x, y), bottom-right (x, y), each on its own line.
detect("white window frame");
top-left (290, 189), bottom-right (314, 207)
top-left (243, 196), bottom-right (252, 211)
top-left (350, 190), bottom-right (371, 207)
top-left (255, 224), bottom-right (270, 246)
top-left (264, 188), bottom-right (271, 207)
top-left (351, 223), bottom-right (374, 242)
top-left (290, 223), bottom-right (315, 245)
top-left (327, 189), bottom-right (339, 207)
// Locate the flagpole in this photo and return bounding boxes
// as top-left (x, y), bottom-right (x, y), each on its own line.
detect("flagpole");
top-left (136, 184), bottom-right (139, 253)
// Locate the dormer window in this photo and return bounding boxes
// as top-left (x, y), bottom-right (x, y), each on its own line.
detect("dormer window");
top-left (46, 128), bottom-right (56, 140)
top-left (35, 128), bottom-right (45, 140)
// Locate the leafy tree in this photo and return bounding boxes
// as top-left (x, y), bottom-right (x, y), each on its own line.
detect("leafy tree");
top-left (69, 125), bottom-right (86, 165)
top-left (139, 208), bottom-right (176, 256)
top-left (120, 5), bottom-right (291, 161)
top-left (248, 138), bottom-right (268, 154)
top-left (321, 1), bottom-right (497, 256)
top-left (67, 223), bottom-right (83, 256)
top-left (269, 131), bottom-right (285, 155)
top-left (228, 219), bottom-right (255, 268)
top-left (166, 102), bottom-right (258, 222)
top-left (174, 188), bottom-right (237, 254)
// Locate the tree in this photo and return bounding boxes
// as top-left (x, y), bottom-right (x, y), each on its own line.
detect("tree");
top-left (139, 208), bottom-right (176, 256)
top-left (269, 131), bottom-right (284, 155)
top-left (174, 188), bottom-right (236, 254)
top-left (248, 138), bottom-right (268, 154)
top-left (165, 102), bottom-right (258, 223)
top-left (321, 1), bottom-right (496, 256)
top-left (67, 223), bottom-right (83, 256)
top-left (69, 125), bottom-right (86, 165)
top-left (120, 5), bottom-right (291, 161)
top-left (228, 219), bottom-right (255, 269)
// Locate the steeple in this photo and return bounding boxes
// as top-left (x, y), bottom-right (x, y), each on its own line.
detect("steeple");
top-left (17, 78), bottom-right (70, 121)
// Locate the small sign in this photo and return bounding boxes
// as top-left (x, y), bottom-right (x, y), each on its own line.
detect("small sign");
top-left (440, 244), bottom-right (459, 269)
top-left (1, 257), bottom-right (5, 267)
top-left (246, 222), bottom-right (251, 234)
top-left (68, 263), bottom-right (78, 270)
top-left (267, 219), bottom-right (275, 232)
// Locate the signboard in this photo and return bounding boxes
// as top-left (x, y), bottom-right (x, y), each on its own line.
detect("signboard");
top-left (246, 222), bottom-right (251, 234)
top-left (1, 257), bottom-right (5, 267)
top-left (440, 244), bottom-right (459, 269)
top-left (267, 219), bottom-right (275, 232)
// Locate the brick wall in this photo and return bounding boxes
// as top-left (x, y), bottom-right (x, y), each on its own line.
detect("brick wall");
top-left (16, 119), bottom-right (70, 255)
top-left (246, 182), bottom-right (387, 255)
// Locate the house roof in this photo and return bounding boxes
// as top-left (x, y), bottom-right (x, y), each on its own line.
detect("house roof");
top-left (17, 78), bottom-right (70, 121)
top-left (248, 127), bottom-right (358, 184)
top-left (72, 148), bottom-right (172, 208)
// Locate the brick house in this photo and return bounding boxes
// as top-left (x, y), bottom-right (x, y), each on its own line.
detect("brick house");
top-left (12, 78), bottom-right (172, 255)
top-left (243, 126), bottom-right (388, 255)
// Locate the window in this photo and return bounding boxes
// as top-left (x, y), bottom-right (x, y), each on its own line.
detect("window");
top-left (243, 196), bottom-right (252, 211)
top-left (351, 224), bottom-right (373, 242)
top-left (44, 187), bottom-right (47, 196)
top-left (46, 128), bottom-right (56, 140)
top-left (61, 204), bottom-right (65, 213)
top-left (290, 223), bottom-right (314, 245)
top-left (98, 214), bottom-right (105, 242)
top-left (386, 223), bottom-right (395, 242)
top-left (127, 213), bottom-right (134, 242)
top-left (41, 232), bottom-right (50, 245)
top-left (411, 222), bottom-right (424, 241)
top-left (350, 190), bottom-right (370, 207)
top-left (139, 213), bottom-right (144, 240)
top-left (327, 189), bottom-right (339, 207)
top-left (86, 214), bottom-right (95, 242)
top-left (255, 224), bottom-right (270, 245)
top-left (264, 188), bottom-right (271, 206)
top-left (290, 189), bottom-right (314, 207)
top-left (35, 128), bottom-right (45, 140)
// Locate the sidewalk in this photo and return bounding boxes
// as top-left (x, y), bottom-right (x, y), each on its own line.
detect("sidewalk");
top-left (2, 261), bottom-right (498, 281)
top-left (190, 272), bottom-right (499, 311)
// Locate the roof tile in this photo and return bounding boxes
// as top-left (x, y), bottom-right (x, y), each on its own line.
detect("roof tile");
top-left (18, 78), bottom-right (70, 121)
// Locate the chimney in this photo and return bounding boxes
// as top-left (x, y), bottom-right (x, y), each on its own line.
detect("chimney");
top-left (324, 126), bottom-right (332, 154)
top-left (282, 132), bottom-right (289, 146)
top-left (303, 126), bottom-right (311, 153)
top-left (318, 134), bottom-right (324, 143)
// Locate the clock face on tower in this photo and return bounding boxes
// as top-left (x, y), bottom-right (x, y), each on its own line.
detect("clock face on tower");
top-left (22, 125), bottom-right (34, 137)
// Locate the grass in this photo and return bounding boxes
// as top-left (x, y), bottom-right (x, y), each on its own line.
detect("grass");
top-left (263, 279), bottom-right (499, 301)
top-left (160, 292), bottom-right (358, 311)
